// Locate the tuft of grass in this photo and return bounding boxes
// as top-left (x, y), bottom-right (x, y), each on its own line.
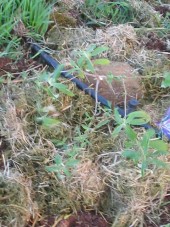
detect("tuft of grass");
top-left (20, 0), bottom-right (52, 35)
top-left (81, 0), bottom-right (134, 26)
top-left (0, 0), bottom-right (52, 48)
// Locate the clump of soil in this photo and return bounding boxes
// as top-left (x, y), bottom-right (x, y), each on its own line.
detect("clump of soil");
top-left (145, 32), bottom-right (168, 52)
top-left (155, 5), bottom-right (170, 17)
top-left (57, 211), bottom-right (109, 227)
top-left (0, 57), bottom-right (41, 76)
top-left (85, 61), bottom-right (143, 107)
top-left (34, 211), bottom-right (110, 227)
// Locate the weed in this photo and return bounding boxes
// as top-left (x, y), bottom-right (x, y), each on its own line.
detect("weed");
top-left (0, 0), bottom-right (18, 45)
top-left (112, 108), bottom-right (151, 137)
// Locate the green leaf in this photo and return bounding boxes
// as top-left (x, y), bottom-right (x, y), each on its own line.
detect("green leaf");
top-left (149, 158), bottom-right (169, 169)
top-left (125, 125), bottom-right (137, 141)
top-left (77, 71), bottom-right (85, 79)
top-left (85, 58), bottom-right (95, 73)
top-left (86, 44), bottom-right (97, 52)
top-left (141, 160), bottom-right (148, 176)
top-left (151, 150), bottom-right (168, 157)
top-left (54, 154), bottom-right (62, 166)
top-left (141, 129), bottom-right (155, 153)
top-left (81, 124), bottom-right (90, 130)
top-left (53, 64), bottom-right (63, 80)
top-left (95, 119), bottom-right (110, 129)
top-left (161, 72), bottom-right (170, 88)
top-left (38, 71), bottom-right (50, 82)
top-left (126, 111), bottom-right (151, 125)
top-left (122, 149), bottom-right (140, 162)
top-left (66, 159), bottom-right (79, 167)
top-left (40, 117), bottom-right (60, 127)
top-left (52, 83), bottom-right (74, 96)
top-left (112, 124), bottom-right (123, 138)
top-left (45, 165), bottom-right (58, 172)
top-left (43, 87), bottom-right (60, 99)
top-left (91, 46), bottom-right (109, 56)
top-left (114, 107), bottom-right (123, 124)
top-left (67, 150), bottom-right (78, 158)
top-left (63, 168), bottom-right (71, 177)
top-left (70, 59), bottom-right (78, 68)
top-left (77, 55), bottom-right (86, 68)
top-left (124, 140), bottom-right (135, 149)
top-left (149, 140), bottom-right (168, 152)
top-left (93, 58), bottom-right (110, 65)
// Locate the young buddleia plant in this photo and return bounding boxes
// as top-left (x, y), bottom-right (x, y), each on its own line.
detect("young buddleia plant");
top-left (35, 65), bottom-right (74, 128)
top-left (46, 148), bottom-right (79, 180)
top-left (35, 65), bottom-right (74, 99)
top-left (45, 126), bottom-right (92, 180)
top-left (112, 108), bottom-right (151, 138)
top-left (69, 44), bottom-right (110, 78)
top-left (122, 128), bottom-right (169, 176)
top-left (112, 108), bottom-right (169, 176)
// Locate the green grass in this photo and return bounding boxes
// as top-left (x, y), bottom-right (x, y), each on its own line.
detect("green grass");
top-left (0, 0), bottom-right (52, 48)
top-left (81, 0), bottom-right (134, 26)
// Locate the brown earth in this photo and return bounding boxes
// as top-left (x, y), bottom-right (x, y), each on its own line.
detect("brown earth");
top-left (29, 211), bottom-right (110, 227)
top-left (85, 61), bottom-right (143, 107)
top-left (0, 57), bottom-right (41, 76)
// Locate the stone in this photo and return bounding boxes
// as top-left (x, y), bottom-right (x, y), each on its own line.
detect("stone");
top-left (85, 61), bottom-right (143, 107)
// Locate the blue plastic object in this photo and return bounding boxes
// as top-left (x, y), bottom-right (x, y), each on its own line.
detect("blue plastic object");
top-left (158, 107), bottom-right (170, 140)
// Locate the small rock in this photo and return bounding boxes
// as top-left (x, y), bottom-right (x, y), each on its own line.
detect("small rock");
top-left (86, 61), bottom-right (143, 107)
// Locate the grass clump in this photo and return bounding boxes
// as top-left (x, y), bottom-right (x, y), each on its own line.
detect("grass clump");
top-left (0, 0), bottom-right (52, 47)
top-left (20, 0), bottom-right (52, 35)
top-left (81, 0), bottom-right (134, 26)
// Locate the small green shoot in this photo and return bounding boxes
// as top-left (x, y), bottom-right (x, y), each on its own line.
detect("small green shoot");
top-left (122, 128), bottom-right (169, 176)
top-left (46, 148), bottom-right (79, 180)
top-left (112, 108), bottom-right (151, 138)
top-left (112, 108), bottom-right (169, 175)
top-left (36, 69), bottom-right (74, 99)
top-left (36, 116), bottom-right (60, 128)
top-left (69, 45), bottom-right (109, 78)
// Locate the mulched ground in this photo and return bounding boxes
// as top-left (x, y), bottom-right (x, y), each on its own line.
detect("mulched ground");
top-left (0, 56), bottom-right (41, 77)
top-left (144, 190), bottom-right (170, 227)
top-left (26, 211), bottom-right (110, 227)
